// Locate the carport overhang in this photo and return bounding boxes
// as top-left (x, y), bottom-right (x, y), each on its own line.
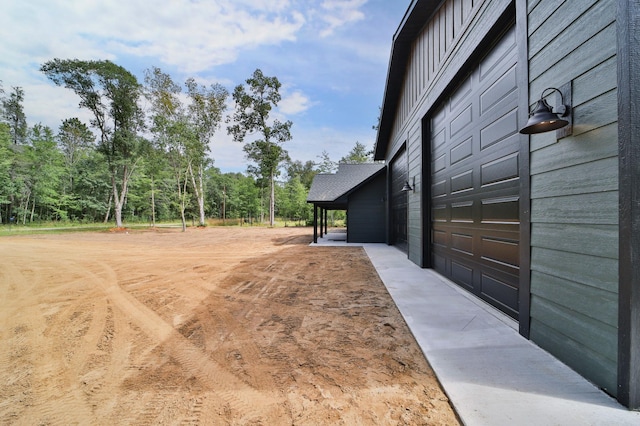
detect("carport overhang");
top-left (308, 198), bottom-right (348, 243)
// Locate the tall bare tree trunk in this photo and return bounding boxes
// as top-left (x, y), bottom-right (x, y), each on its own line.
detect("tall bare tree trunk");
top-left (103, 191), bottom-right (112, 224)
top-left (269, 171), bottom-right (275, 227)
top-left (113, 178), bottom-right (124, 228)
top-left (188, 162), bottom-right (206, 227)
top-left (179, 174), bottom-right (188, 232)
top-left (30, 197), bottom-right (35, 223)
top-left (112, 164), bottom-right (133, 228)
top-left (222, 185), bottom-right (226, 223)
top-left (21, 191), bottom-right (30, 225)
top-left (150, 176), bottom-right (156, 227)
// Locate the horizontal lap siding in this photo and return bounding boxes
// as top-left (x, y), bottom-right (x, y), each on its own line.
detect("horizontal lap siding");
top-left (528, 0), bottom-right (618, 395)
top-left (408, 123), bottom-right (423, 265)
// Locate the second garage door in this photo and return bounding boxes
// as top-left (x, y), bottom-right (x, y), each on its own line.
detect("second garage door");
top-left (430, 26), bottom-right (521, 319)
top-left (390, 149), bottom-right (408, 253)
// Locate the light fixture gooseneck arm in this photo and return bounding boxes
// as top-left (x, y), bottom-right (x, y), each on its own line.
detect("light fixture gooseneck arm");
top-left (539, 87), bottom-right (568, 117)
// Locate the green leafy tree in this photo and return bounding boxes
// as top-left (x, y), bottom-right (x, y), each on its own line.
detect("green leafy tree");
top-left (316, 150), bottom-right (337, 173)
top-left (286, 159), bottom-right (316, 190)
top-left (57, 118), bottom-right (95, 194)
top-left (185, 78), bottom-right (228, 226)
top-left (2, 86), bottom-right (28, 145)
top-left (278, 176), bottom-right (310, 225)
top-left (27, 124), bottom-right (65, 221)
top-left (56, 118), bottom-right (96, 220)
top-left (144, 66), bottom-right (191, 231)
top-left (0, 123), bottom-right (14, 223)
top-left (339, 141), bottom-right (373, 164)
top-left (73, 150), bottom-right (111, 222)
top-left (139, 138), bottom-right (172, 226)
top-left (0, 85), bottom-right (28, 222)
top-left (41, 59), bottom-right (144, 228)
top-left (205, 169), bottom-right (261, 223)
top-left (227, 69), bottom-right (292, 227)
top-left (235, 173), bottom-right (261, 223)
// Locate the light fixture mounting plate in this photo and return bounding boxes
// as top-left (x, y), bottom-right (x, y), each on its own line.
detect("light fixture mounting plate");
top-left (556, 81), bottom-right (572, 139)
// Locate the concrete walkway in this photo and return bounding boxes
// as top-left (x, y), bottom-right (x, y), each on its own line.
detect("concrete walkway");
top-left (312, 236), bottom-right (640, 425)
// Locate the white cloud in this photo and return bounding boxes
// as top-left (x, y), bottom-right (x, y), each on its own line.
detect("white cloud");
top-left (279, 90), bottom-right (313, 115)
top-left (22, 82), bottom-right (95, 132)
top-left (318, 0), bottom-right (368, 37)
top-left (285, 123), bottom-right (375, 167)
top-left (0, 0), bottom-right (307, 75)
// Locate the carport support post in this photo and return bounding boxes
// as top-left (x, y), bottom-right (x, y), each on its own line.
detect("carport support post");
top-left (313, 204), bottom-right (318, 243)
top-left (324, 209), bottom-right (328, 234)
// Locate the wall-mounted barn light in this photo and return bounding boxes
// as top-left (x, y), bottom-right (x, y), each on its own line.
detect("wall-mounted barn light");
top-left (519, 86), bottom-right (572, 136)
top-left (401, 177), bottom-right (415, 192)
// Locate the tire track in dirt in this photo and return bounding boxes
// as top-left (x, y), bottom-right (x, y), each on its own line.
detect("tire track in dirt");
top-left (88, 260), bottom-right (283, 423)
top-left (0, 256), bottom-right (97, 424)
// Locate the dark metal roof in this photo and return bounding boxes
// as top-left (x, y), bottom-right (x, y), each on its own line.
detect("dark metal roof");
top-left (374, 0), bottom-right (440, 160)
top-left (307, 163), bottom-right (386, 207)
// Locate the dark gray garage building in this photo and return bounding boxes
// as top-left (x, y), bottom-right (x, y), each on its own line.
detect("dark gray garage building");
top-left (307, 163), bottom-right (386, 244)
top-left (374, 0), bottom-right (639, 409)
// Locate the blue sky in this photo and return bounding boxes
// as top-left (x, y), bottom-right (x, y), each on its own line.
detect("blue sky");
top-left (0, 0), bottom-right (409, 173)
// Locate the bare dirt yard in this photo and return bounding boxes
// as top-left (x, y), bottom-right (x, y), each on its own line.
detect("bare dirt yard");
top-left (0, 226), bottom-right (459, 425)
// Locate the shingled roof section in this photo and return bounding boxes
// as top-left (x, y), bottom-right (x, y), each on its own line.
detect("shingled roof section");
top-left (307, 163), bottom-right (386, 203)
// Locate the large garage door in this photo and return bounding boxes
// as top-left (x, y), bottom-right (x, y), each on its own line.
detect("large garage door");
top-left (390, 150), bottom-right (408, 253)
top-left (430, 26), bottom-right (520, 319)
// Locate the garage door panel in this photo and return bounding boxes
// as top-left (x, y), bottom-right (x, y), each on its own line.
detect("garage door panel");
top-left (433, 152), bottom-right (447, 172)
top-left (432, 204), bottom-right (447, 222)
top-left (451, 232), bottom-right (474, 255)
top-left (481, 236), bottom-right (519, 270)
top-left (481, 273), bottom-right (519, 317)
top-left (430, 25), bottom-right (520, 319)
top-left (451, 104), bottom-right (474, 137)
top-left (451, 201), bottom-right (474, 223)
top-left (480, 65), bottom-right (518, 114)
top-left (451, 261), bottom-right (474, 289)
top-left (432, 179), bottom-right (447, 198)
top-left (480, 108), bottom-right (519, 150)
top-left (450, 76), bottom-right (473, 110)
top-left (451, 170), bottom-right (474, 193)
top-left (481, 195), bottom-right (519, 224)
top-left (479, 27), bottom-right (517, 81)
top-left (481, 151), bottom-right (519, 186)
top-left (450, 137), bottom-right (474, 165)
top-left (433, 229), bottom-right (448, 247)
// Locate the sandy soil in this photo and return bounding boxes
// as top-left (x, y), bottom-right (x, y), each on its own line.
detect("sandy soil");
top-left (0, 226), bottom-right (459, 425)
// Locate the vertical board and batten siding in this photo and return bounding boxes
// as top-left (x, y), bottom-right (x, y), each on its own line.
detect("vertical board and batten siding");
top-left (390, 0), bottom-right (480, 144)
top-left (347, 173), bottom-right (386, 243)
top-left (527, 0), bottom-right (619, 394)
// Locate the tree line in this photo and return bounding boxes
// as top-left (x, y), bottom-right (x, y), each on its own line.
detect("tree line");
top-left (0, 60), bottom-right (373, 229)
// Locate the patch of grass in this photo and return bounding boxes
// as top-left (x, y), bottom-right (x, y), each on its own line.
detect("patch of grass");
top-left (0, 221), bottom-right (185, 236)
top-left (0, 219), bottom-right (312, 236)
